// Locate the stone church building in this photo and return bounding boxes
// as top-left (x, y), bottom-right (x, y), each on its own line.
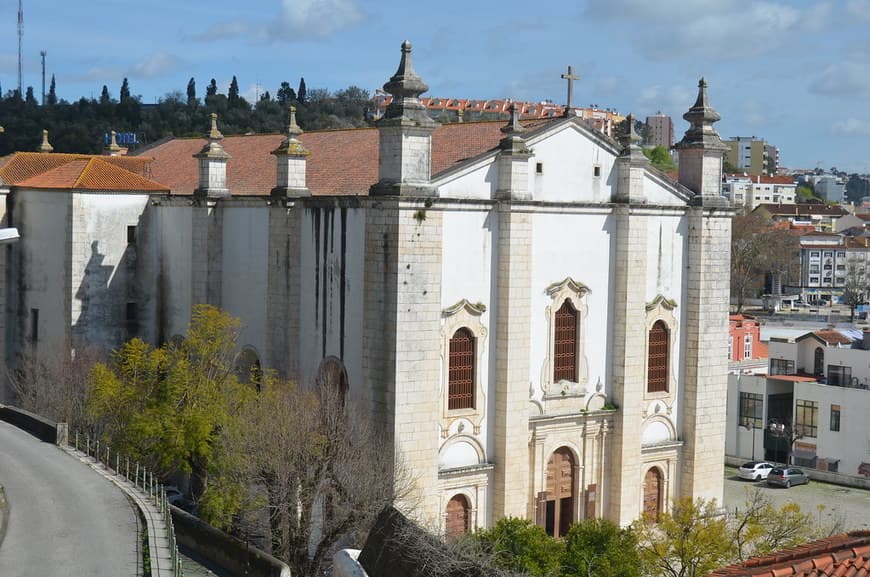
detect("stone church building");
top-left (0, 42), bottom-right (731, 534)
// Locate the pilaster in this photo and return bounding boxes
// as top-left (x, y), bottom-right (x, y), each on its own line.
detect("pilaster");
top-left (266, 200), bottom-right (298, 377)
top-left (492, 204), bottom-right (532, 519)
top-left (607, 205), bottom-right (648, 525)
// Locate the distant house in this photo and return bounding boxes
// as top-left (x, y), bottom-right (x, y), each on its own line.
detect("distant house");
top-left (798, 232), bottom-right (870, 303)
top-left (723, 174), bottom-right (796, 211)
top-left (706, 530), bottom-right (870, 577)
top-left (729, 314), bottom-right (768, 364)
top-left (753, 203), bottom-right (849, 231)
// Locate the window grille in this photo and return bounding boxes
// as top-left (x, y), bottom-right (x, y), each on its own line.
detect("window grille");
top-left (647, 321), bottom-right (669, 393)
top-left (448, 328), bottom-right (475, 410)
top-left (553, 301), bottom-right (577, 382)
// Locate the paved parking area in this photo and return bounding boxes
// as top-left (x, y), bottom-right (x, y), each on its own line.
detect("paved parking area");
top-left (723, 467), bottom-right (870, 531)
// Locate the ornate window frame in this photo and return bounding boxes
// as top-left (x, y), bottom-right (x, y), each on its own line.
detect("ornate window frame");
top-left (542, 278), bottom-right (590, 397)
top-left (441, 299), bottom-right (488, 427)
top-left (644, 295), bottom-right (678, 401)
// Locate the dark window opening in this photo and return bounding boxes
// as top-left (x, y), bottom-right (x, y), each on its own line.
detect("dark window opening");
top-left (448, 328), bottom-right (475, 410)
top-left (647, 321), bottom-right (669, 393)
top-left (593, 165), bottom-right (601, 177)
top-left (830, 404), bottom-right (840, 432)
top-left (553, 300), bottom-right (577, 382)
top-left (30, 308), bottom-right (39, 343)
top-left (536, 162), bottom-right (544, 174)
top-left (127, 225), bottom-right (137, 244)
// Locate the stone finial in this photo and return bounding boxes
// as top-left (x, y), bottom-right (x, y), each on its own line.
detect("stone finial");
top-left (499, 103), bottom-right (530, 155)
top-left (38, 129), bottom-right (53, 153)
top-left (207, 112), bottom-right (224, 141)
top-left (675, 78), bottom-right (727, 151)
top-left (272, 106), bottom-right (309, 157)
top-left (619, 113), bottom-right (642, 148)
top-left (457, 108), bottom-right (464, 123)
top-left (379, 40), bottom-right (436, 127)
top-left (105, 130), bottom-right (122, 155)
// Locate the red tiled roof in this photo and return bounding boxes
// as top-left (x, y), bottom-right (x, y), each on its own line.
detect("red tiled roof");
top-left (14, 157), bottom-right (167, 192)
top-left (142, 119), bottom-right (558, 196)
top-left (0, 151), bottom-right (152, 185)
top-left (809, 330), bottom-right (853, 346)
top-left (706, 531), bottom-right (870, 577)
top-left (768, 374), bottom-right (818, 383)
top-left (755, 204), bottom-right (849, 217)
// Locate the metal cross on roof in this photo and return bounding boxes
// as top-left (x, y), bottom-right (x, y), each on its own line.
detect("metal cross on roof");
top-left (561, 65), bottom-right (580, 113)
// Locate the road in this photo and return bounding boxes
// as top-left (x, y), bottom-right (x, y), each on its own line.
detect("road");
top-left (723, 466), bottom-right (870, 531)
top-left (0, 420), bottom-right (140, 577)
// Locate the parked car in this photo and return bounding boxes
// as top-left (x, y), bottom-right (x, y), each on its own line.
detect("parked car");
top-left (766, 467), bottom-right (810, 488)
top-left (738, 461), bottom-right (775, 481)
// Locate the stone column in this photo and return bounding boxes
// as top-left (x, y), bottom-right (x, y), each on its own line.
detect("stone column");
top-left (680, 208), bottom-right (731, 503)
top-left (607, 205), bottom-right (648, 525)
top-left (492, 204), bottom-right (532, 520)
top-left (266, 200), bottom-right (298, 378)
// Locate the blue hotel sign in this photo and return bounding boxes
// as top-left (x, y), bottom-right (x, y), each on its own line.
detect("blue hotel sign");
top-left (103, 132), bottom-right (138, 146)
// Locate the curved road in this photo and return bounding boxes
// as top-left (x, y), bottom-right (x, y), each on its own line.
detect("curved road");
top-left (0, 420), bottom-right (139, 576)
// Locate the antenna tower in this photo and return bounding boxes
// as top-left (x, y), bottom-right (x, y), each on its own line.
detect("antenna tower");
top-left (41, 50), bottom-right (46, 105)
top-left (17, 0), bottom-right (23, 96)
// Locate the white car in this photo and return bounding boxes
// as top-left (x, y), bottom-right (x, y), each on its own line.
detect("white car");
top-left (738, 461), bottom-right (775, 481)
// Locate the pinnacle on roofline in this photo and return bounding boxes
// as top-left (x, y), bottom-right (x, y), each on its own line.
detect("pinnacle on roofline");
top-left (272, 105), bottom-right (309, 157)
top-left (208, 112), bottom-right (224, 141)
top-left (379, 40), bottom-right (436, 127)
top-left (38, 129), bottom-right (53, 153)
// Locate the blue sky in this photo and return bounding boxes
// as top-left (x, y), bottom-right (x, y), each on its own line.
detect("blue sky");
top-left (2, 0), bottom-right (870, 172)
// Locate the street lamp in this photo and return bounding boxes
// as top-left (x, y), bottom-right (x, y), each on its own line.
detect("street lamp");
top-left (767, 419), bottom-right (802, 466)
top-left (741, 418), bottom-right (758, 461)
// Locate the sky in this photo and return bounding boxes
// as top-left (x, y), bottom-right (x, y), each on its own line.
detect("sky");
top-left (2, 0), bottom-right (870, 172)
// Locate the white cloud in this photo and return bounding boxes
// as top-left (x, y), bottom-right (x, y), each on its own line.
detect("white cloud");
top-left (269, 0), bottom-right (363, 39)
top-left (810, 61), bottom-right (870, 97)
top-left (845, 0), bottom-right (870, 22)
top-left (831, 118), bottom-right (870, 136)
top-left (585, 0), bottom-right (833, 61)
top-left (130, 53), bottom-right (180, 79)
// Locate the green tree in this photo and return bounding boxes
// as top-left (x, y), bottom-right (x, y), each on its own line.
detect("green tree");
top-left (187, 77), bottom-right (197, 106)
top-left (24, 86), bottom-right (37, 106)
top-left (563, 519), bottom-right (641, 577)
top-left (472, 518), bottom-right (564, 577)
top-left (99, 85), bottom-right (111, 105)
top-left (634, 497), bottom-right (733, 577)
top-left (87, 305), bottom-right (255, 520)
top-left (228, 75), bottom-right (240, 105)
top-left (47, 74), bottom-right (57, 106)
top-left (120, 78), bottom-right (131, 103)
top-left (730, 214), bottom-right (799, 312)
top-left (642, 145), bottom-right (677, 172)
top-left (277, 81), bottom-right (296, 105)
top-left (206, 78), bottom-right (218, 97)
top-left (298, 76), bottom-right (307, 103)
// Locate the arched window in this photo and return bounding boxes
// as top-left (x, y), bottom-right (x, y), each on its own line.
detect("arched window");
top-left (554, 300), bottom-right (577, 382)
top-left (445, 494), bottom-right (471, 538)
top-left (234, 347), bottom-right (262, 391)
top-left (318, 357), bottom-right (349, 407)
top-left (643, 467), bottom-right (663, 522)
top-left (448, 328), bottom-right (475, 410)
top-left (814, 347), bottom-right (824, 376)
top-left (647, 321), bottom-right (669, 393)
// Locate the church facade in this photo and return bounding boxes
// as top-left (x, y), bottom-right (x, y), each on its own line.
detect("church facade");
top-left (0, 42), bottom-right (731, 533)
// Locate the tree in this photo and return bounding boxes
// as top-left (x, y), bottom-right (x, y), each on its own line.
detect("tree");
top-left (186, 77), bottom-right (197, 106)
top-left (471, 518), bottom-right (564, 577)
top-left (563, 519), bottom-right (641, 577)
top-left (840, 258), bottom-right (869, 321)
top-left (643, 145), bottom-right (677, 172)
top-left (99, 84), bottom-right (111, 105)
top-left (224, 369), bottom-right (410, 577)
top-left (634, 497), bottom-right (733, 577)
top-left (277, 82), bottom-right (296, 105)
top-left (87, 305), bottom-right (255, 514)
top-left (206, 78), bottom-right (218, 97)
top-left (298, 77), bottom-right (307, 103)
top-left (730, 489), bottom-right (818, 562)
top-left (730, 214), bottom-right (799, 311)
top-left (47, 74), bottom-right (57, 106)
top-left (228, 75), bottom-right (240, 105)
top-left (24, 86), bottom-right (37, 106)
top-left (120, 78), bottom-right (131, 103)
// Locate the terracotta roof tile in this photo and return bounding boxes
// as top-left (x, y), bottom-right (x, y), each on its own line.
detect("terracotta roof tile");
top-left (15, 157), bottom-right (168, 192)
top-left (707, 531), bottom-right (870, 577)
top-left (140, 119), bottom-right (559, 196)
top-left (755, 204), bottom-right (849, 217)
top-left (0, 151), bottom-right (152, 185)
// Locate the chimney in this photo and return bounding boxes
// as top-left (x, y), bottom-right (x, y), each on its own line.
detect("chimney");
top-left (193, 113), bottom-right (231, 199)
top-left (674, 79), bottom-right (729, 206)
top-left (370, 40), bottom-right (438, 197)
top-left (271, 106), bottom-right (310, 197)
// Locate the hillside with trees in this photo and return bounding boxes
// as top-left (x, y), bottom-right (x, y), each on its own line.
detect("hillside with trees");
top-left (0, 76), bottom-right (374, 155)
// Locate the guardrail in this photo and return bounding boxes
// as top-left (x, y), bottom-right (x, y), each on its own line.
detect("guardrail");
top-left (72, 431), bottom-right (183, 577)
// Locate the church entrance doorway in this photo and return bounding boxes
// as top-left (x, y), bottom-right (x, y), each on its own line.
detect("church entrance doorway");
top-left (445, 494), bottom-right (470, 539)
top-left (643, 467), bottom-right (663, 521)
top-left (545, 447), bottom-right (575, 538)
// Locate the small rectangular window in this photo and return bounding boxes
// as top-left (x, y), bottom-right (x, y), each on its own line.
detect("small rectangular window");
top-left (738, 392), bottom-right (763, 429)
top-left (536, 162), bottom-right (543, 174)
top-left (30, 308), bottom-right (39, 343)
top-left (827, 365), bottom-right (851, 386)
top-left (593, 165), bottom-right (601, 178)
top-left (127, 225), bottom-right (137, 244)
top-left (830, 404), bottom-right (840, 432)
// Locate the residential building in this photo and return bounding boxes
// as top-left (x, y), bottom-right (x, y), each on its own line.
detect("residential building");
top-left (815, 175), bottom-right (846, 204)
top-left (834, 212), bottom-right (870, 234)
top-left (753, 203), bottom-right (849, 231)
top-left (722, 174), bottom-right (796, 211)
top-left (0, 44), bottom-right (732, 533)
top-left (726, 329), bottom-right (870, 477)
top-left (765, 143), bottom-right (780, 175)
top-left (645, 113), bottom-right (674, 148)
top-left (726, 137), bottom-right (773, 176)
top-left (798, 232), bottom-right (870, 303)
top-left (728, 314), bottom-right (768, 365)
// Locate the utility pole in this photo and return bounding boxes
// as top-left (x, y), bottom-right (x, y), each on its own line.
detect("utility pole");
top-left (40, 50), bottom-right (46, 105)
top-left (18, 0), bottom-right (23, 96)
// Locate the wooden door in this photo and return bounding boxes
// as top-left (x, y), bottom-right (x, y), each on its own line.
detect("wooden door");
top-left (445, 495), bottom-right (470, 538)
top-left (545, 448), bottom-right (575, 538)
top-left (643, 468), bottom-right (662, 522)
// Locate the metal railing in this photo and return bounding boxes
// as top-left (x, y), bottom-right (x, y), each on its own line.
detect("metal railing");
top-left (72, 431), bottom-right (183, 577)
